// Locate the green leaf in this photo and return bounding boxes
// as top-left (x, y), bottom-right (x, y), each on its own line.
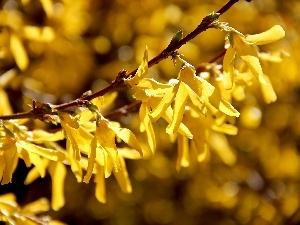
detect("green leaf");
top-left (169, 30), bottom-right (183, 46)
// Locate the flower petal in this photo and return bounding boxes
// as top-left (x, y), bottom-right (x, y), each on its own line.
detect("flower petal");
top-left (261, 74), bottom-right (277, 103)
top-left (162, 107), bottom-right (193, 139)
top-left (83, 135), bottom-right (97, 183)
top-left (49, 161), bottom-right (66, 211)
top-left (245, 25), bottom-right (285, 45)
top-left (94, 164), bottom-right (106, 203)
top-left (223, 46), bottom-right (236, 89)
top-left (140, 103), bottom-right (156, 153)
top-left (111, 127), bottom-right (143, 156)
top-left (10, 33), bottom-right (29, 71)
top-left (96, 117), bottom-right (119, 172)
top-left (166, 82), bottom-right (189, 135)
top-left (125, 46), bottom-right (148, 86)
top-left (113, 156), bottom-right (132, 193)
top-left (176, 135), bottom-right (190, 171)
top-left (150, 86), bottom-right (175, 122)
top-left (233, 33), bottom-right (268, 85)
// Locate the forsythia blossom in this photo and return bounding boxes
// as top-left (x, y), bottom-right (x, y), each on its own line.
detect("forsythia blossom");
top-left (223, 25), bottom-right (285, 103)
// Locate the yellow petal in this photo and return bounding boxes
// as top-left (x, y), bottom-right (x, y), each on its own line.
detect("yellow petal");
top-left (18, 141), bottom-right (65, 161)
top-left (0, 156), bottom-right (5, 183)
top-left (24, 159), bottom-right (49, 185)
top-left (212, 123), bottom-right (238, 135)
top-left (241, 54), bottom-right (267, 85)
top-left (176, 135), bottom-right (190, 171)
top-left (1, 142), bottom-right (18, 184)
top-left (150, 86), bottom-right (175, 122)
top-left (245, 25), bottom-right (285, 45)
top-left (162, 107), bottom-right (193, 139)
top-left (1, 133), bottom-right (16, 151)
top-left (166, 82), bottom-right (188, 135)
top-left (232, 85), bottom-right (246, 101)
top-left (24, 166), bottom-right (40, 185)
top-left (190, 140), bottom-right (208, 162)
top-left (29, 129), bottom-right (64, 143)
top-left (113, 156), bottom-right (132, 193)
top-left (96, 117), bottom-right (119, 171)
top-left (118, 147), bottom-right (142, 160)
top-left (223, 46), bottom-right (236, 89)
top-left (61, 117), bottom-right (80, 161)
top-left (0, 193), bottom-right (18, 214)
top-left (83, 135), bottom-right (97, 183)
top-left (132, 86), bottom-right (151, 102)
top-left (94, 164), bottom-right (106, 203)
top-left (209, 132), bottom-right (236, 166)
top-left (60, 113), bottom-right (79, 129)
top-left (183, 82), bottom-right (206, 115)
top-left (188, 123), bottom-right (209, 162)
top-left (261, 74), bottom-right (277, 103)
top-left (22, 26), bottom-right (55, 42)
top-left (139, 103), bottom-right (156, 153)
top-left (48, 161), bottom-right (66, 211)
top-left (258, 51), bottom-right (283, 63)
top-left (21, 198), bottom-right (50, 214)
top-left (177, 64), bottom-right (198, 91)
top-left (98, 92), bottom-right (118, 110)
top-left (233, 33), bottom-right (268, 85)
top-left (19, 149), bottom-right (32, 167)
top-left (28, 152), bottom-right (47, 178)
top-left (0, 89), bottom-right (13, 115)
top-left (61, 114), bottom-right (93, 160)
top-left (137, 78), bottom-right (173, 97)
top-left (110, 127), bottom-right (143, 156)
top-left (197, 76), bottom-right (240, 117)
top-left (66, 140), bottom-right (82, 182)
top-left (102, 150), bottom-right (114, 178)
top-left (40, 0), bottom-right (53, 17)
top-left (125, 46), bottom-right (148, 86)
top-left (10, 33), bottom-right (29, 71)
top-left (0, 193), bottom-right (16, 202)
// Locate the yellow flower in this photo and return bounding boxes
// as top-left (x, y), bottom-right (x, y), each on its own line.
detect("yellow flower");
top-left (223, 25), bottom-right (285, 90)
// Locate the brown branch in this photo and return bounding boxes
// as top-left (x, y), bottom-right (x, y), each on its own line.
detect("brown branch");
top-left (195, 49), bottom-right (227, 74)
top-left (0, 0), bottom-right (241, 121)
top-left (104, 100), bottom-right (142, 119)
top-left (209, 49), bottom-right (227, 63)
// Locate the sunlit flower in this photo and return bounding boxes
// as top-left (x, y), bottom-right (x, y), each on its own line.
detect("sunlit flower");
top-left (223, 25), bottom-right (285, 96)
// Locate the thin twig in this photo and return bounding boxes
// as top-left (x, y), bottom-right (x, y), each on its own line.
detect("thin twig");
top-left (104, 100), bottom-right (142, 119)
top-left (195, 48), bottom-right (227, 75)
top-left (0, 0), bottom-right (241, 121)
top-left (209, 49), bottom-right (227, 63)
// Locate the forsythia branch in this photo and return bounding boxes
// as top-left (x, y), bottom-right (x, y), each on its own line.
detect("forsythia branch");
top-left (0, 0), bottom-right (245, 121)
